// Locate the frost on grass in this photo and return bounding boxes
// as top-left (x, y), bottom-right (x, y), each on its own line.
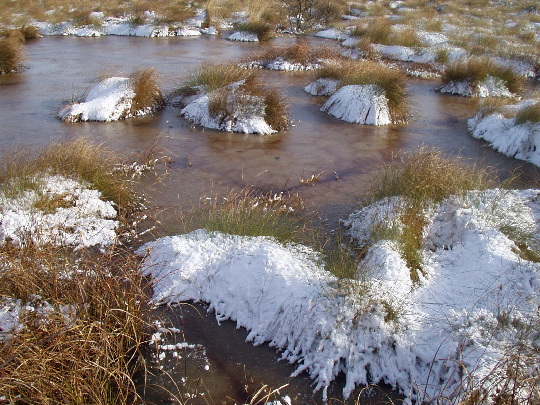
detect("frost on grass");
top-left (227, 31), bottom-right (258, 42)
top-left (320, 85), bottom-right (391, 125)
top-left (438, 76), bottom-right (513, 98)
top-left (0, 175), bottom-right (118, 248)
top-left (180, 80), bottom-right (276, 135)
top-left (141, 188), bottom-right (539, 402)
top-left (304, 78), bottom-right (339, 96)
top-left (468, 100), bottom-right (540, 167)
top-left (59, 76), bottom-right (161, 122)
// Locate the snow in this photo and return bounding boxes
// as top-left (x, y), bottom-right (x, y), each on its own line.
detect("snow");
top-left (439, 76), bottom-right (513, 98)
top-left (373, 44), bottom-right (436, 64)
top-left (180, 80), bottom-right (276, 135)
top-left (304, 78), bottom-right (339, 96)
top-left (245, 58), bottom-right (320, 71)
top-left (58, 76), bottom-right (159, 122)
top-left (315, 28), bottom-right (347, 40)
top-left (320, 85), bottom-right (392, 125)
top-left (0, 175), bottom-right (118, 248)
top-left (140, 188), bottom-right (539, 402)
top-left (227, 31), bottom-right (259, 42)
top-left (468, 102), bottom-right (540, 167)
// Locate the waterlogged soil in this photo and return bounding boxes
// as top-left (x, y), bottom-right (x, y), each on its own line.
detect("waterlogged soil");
top-left (1, 35), bottom-right (539, 403)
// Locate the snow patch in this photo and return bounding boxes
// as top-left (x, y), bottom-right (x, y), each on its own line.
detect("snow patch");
top-left (304, 78), bottom-right (339, 96)
top-left (227, 31), bottom-right (258, 42)
top-left (321, 85), bottom-right (392, 125)
top-left (439, 76), bottom-right (513, 98)
top-left (315, 28), bottom-right (347, 40)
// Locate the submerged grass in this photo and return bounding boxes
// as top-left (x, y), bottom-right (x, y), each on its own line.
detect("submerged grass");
top-left (315, 60), bottom-right (408, 123)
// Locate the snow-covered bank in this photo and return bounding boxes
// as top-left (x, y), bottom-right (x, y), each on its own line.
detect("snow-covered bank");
top-left (0, 175), bottom-right (118, 248)
top-left (139, 188), bottom-right (540, 402)
top-left (59, 76), bottom-right (161, 122)
top-left (468, 101), bottom-right (540, 167)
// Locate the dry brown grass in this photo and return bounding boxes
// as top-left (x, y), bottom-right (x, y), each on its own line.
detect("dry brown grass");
top-left (177, 63), bottom-right (248, 95)
top-left (0, 38), bottom-right (24, 74)
top-left (315, 60), bottom-right (409, 123)
top-left (350, 18), bottom-right (421, 47)
top-left (245, 42), bottom-right (340, 65)
top-left (19, 25), bottom-right (40, 39)
top-left (234, 20), bottom-right (274, 42)
top-left (129, 68), bottom-right (164, 116)
top-left (515, 102), bottom-right (540, 125)
top-left (0, 243), bottom-right (148, 404)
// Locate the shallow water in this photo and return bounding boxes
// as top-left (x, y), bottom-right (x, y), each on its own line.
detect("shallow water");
top-left (1, 35), bottom-right (538, 403)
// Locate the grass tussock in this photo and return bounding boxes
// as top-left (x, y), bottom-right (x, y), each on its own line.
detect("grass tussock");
top-left (368, 148), bottom-right (496, 281)
top-left (350, 18), bottom-right (422, 47)
top-left (442, 57), bottom-right (525, 95)
top-left (0, 138), bottom-right (140, 223)
top-left (246, 42), bottom-right (340, 65)
top-left (177, 63), bottom-right (247, 96)
top-left (235, 21), bottom-right (274, 42)
top-left (19, 25), bottom-right (40, 39)
top-left (0, 243), bottom-right (148, 404)
top-left (129, 68), bottom-right (164, 115)
top-left (315, 60), bottom-right (408, 123)
top-left (515, 102), bottom-right (540, 125)
top-left (187, 187), bottom-right (316, 245)
top-left (0, 38), bottom-right (24, 74)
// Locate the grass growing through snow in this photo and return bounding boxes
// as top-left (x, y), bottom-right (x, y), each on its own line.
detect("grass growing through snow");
top-left (186, 187), bottom-right (316, 245)
top-left (442, 57), bottom-right (524, 95)
top-left (0, 138), bottom-right (141, 224)
top-left (367, 148), bottom-right (496, 282)
top-left (130, 68), bottom-right (164, 116)
top-left (314, 60), bottom-right (409, 123)
top-left (234, 21), bottom-right (274, 42)
top-left (0, 244), bottom-right (148, 404)
top-left (245, 43), bottom-right (340, 66)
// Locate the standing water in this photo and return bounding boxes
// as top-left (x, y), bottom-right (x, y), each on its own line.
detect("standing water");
top-left (1, 35), bottom-right (538, 403)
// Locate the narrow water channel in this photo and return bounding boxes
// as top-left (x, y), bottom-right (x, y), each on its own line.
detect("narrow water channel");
top-left (1, 35), bottom-right (538, 403)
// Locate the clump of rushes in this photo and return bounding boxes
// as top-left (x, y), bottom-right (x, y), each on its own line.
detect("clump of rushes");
top-left (368, 148), bottom-right (496, 281)
top-left (0, 38), bottom-right (24, 73)
top-left (177, 64), bottom-right (289, 131)
top-left (188, 187), bottom-right (317, 245)
top-left (515, 102), bottom-right (540, 125)
top-left (442, 57), bottom-right (524, 94)
top-left (246, 43), bottom-right (340, 65)
top-left (129, 68), bottom-right (164, 116)
top-left (235, 20), bottom-right (274, 42)
top-left (0, 244), bottom-right (148, 404)
top-left (315, 60), bottom-right (409, 123)
top-left (0, 138), bottom-right (141, 225)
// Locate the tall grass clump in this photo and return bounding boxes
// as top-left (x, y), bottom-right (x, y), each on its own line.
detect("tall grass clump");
top-left (235, 20), bottom-right (274, 42)
top-left (515, 102), bottom-right (540, 125)
top-left (19, 25), bottom-right (40, 39)
top-left (350, 17), bottom-right (421, 47)
top-left (187, 187), bottom-right (316, 245)
top-left (315, 60), bottom-right (409, 123)
top-left (442, 57), bottom-right (524, 94)
top-left (0, 244), bottom-right (148, 404)
top-left (367, 148), bottom-right (496, 281)
top-left (0, 38), bottom-right (24, 73)
top-left (0, 138), bottom-right (141, 224)
top-left (176, 63), bottom-right (247, 96)
top-left (129, 68), bottom-right (164, 116)
top-left (246, 43), bottom-right (340, 65)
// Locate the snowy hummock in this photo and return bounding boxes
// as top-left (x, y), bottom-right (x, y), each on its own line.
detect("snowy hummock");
top-left (438, 76), bottom-right (513, 98)
top-left (320, 85), bottom-right (392, 125)
top-left (140, 188), bottom-right (540, 402)
top-left (468, 101), bottom-right (540, 167)
top-left (315, 28), bottom-right (347, 40)
top-left (0, 175), bottom-right (118, 248)
top-left (304, 78), bottom-right (339, 96)
top-left (245, 58), bottom-right (320, 71)
top-left (180, 81), bottom-right (276, 135)
top-left (59, 77), bottom-right (157, 122)
top-left (227, 31), bottom-right (258, 42)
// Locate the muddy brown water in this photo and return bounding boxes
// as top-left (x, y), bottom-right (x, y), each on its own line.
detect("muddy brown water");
top-left (1, 35), bottom-right (538, 403)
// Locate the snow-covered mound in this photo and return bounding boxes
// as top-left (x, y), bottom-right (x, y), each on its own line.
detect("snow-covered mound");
top-left (0, 175), bottom-right (118, 248)
top-left (227, 31), bottom-right (258, 42)
top-left (59, 77), bottom-right (160, 122)
top-left (468, 101), bottom-right (540, 167)
top-left (180, 80), bottom-right (276, 135)
top-left (245, 58), bottom-right (320, 71)
top-left (321, 85), bottom-right (391, 125)
top-left (304, 78), bottom-right (339, 96)
top-left (140, 188), bottom-right (539, 402)
top-left (315, 28), bottom-right (347, 40)
top-left (438, 76), bottom-right (513, 97)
